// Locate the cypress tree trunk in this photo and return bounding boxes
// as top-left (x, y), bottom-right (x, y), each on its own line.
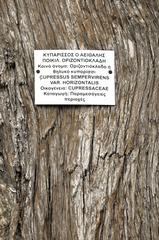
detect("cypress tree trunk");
top-left (0, 0), bottom-right (159, 239)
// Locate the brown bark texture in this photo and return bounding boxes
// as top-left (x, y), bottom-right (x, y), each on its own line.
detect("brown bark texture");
top-left (0, 0), bottom-right (159, 239)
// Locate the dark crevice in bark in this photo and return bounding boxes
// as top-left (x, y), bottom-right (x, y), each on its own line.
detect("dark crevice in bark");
top-left (95, 205), bottom-right (106, 240)
top-left (42, 120), bottom-right (57, 140)
top-left (88, 115), bottom-right (95, 180)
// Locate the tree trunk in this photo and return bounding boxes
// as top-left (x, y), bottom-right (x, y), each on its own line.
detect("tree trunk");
top-left (0, 0), bottom-right (159, 239)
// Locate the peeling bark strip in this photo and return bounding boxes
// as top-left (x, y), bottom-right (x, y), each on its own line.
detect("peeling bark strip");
top-left (0, 0), bottom-right (159, 239)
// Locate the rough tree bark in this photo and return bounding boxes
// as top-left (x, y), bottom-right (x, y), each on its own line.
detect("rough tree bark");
top-left (0, 0), bottom-right (159, 239)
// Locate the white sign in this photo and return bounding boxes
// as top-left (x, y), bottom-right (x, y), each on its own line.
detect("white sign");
top-left (34, 50), bottom-right (115, 105)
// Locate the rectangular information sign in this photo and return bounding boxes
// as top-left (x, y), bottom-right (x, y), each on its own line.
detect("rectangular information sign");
top-left (34, 50), bottom-right (115, 105)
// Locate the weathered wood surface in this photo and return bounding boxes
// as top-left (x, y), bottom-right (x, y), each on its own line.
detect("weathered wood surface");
top-left (0, 0), bottom-right (159, 239)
